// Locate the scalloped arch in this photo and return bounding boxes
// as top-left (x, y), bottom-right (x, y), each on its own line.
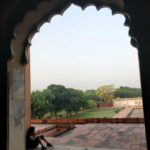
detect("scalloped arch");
top-left (10, 0), bottom-right (136, 64)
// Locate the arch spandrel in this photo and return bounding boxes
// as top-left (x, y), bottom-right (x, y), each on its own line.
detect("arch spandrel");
top-left (4, 0), bottom-right (150, 150)
top-left (10, 0), bottom-right (134, 65)
top-left (72, 0), bottom-right (124, 10)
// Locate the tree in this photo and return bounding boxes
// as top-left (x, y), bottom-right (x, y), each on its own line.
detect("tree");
top-left (31, 84), bottom-right (142, 119)
top-left (64, 88), bottom-right (83, 115)
top-left (86, 99), bottom-right (97, 109)
top-left (63, 88), bottom-right (74, 116)
top-left (42, 89), bottom-right (54, 117)
top-left (47, 84), bottom-right (66, 118)
top-left (80, 98), bottom-right (88, 113)
top-left (96, 85), bottom-right (115, 102)
top-left (31, 90), bottom-right (49, 119)
top-left (80, 90), bottom-right (101, 113)
top-left (84, 90), bottom-right (100, 101)
top-left (114, 86), bottom-right (142, 98)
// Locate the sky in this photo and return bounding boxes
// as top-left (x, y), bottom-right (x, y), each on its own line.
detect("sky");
top-left (30, 5), bottom-right (141, 91)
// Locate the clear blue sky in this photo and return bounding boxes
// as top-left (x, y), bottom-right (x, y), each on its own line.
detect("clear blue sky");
top-left (30, 5), bottom-right (141, 91)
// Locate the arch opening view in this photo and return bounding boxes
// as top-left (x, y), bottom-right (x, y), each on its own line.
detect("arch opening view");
top-left (30, 5), bottom-right (146, 150)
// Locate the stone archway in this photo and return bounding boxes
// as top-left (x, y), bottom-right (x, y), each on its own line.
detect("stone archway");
top-left (1, 0), bottom-right (150, 150)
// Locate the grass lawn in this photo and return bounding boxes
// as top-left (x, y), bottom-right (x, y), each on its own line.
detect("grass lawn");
top-left (66, 108), bottom-right (122, 119)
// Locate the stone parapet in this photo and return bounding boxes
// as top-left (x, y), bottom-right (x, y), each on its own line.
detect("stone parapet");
top-left (31, 118), bottom-right (144, 124)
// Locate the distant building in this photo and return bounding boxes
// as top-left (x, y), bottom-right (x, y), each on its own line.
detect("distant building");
top-left (113, 97), bottom-right (143, 108)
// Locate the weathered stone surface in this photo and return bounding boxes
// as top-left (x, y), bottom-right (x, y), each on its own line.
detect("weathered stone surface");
top-left (34, 123), bottom-right (147, 150)
top-left (27, 145), bottom-right (121, 150)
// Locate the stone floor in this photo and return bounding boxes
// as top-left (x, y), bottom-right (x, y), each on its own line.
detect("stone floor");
top-left (27, 145), bottom-right (122, 150)
top-left (128, 109), bottom-right (144, 118)
top-left (34, 123), bottom-right (147, 150)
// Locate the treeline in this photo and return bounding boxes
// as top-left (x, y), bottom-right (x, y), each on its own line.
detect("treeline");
top-left (31, 84), bottom-right (98, 119)
top-left (31, 84), bottom-right (141, 119)
top-left (114, 86), bottom-right (142, 98)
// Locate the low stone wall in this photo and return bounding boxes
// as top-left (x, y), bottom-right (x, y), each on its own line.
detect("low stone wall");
top-left (31, 118), bottom-right (144, 124)
top-left (35, 125), bottom-right (56, 135)
top-left (35, 124), bottom-right (75, 137)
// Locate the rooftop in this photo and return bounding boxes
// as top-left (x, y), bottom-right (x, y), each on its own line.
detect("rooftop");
top-left (34, 123), bottom-right (147, 150)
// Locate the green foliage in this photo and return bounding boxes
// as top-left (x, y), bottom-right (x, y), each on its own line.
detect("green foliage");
top-left (114, 108), bottom-right (121, 113)
top-left (47, 84), bottom-right (66, 117)
top-left (84, 90), bottom-right (100, 101)
top-left (114, 86), bottom-right (141, 98)
top-left (31, 90), bottom-right (49, 119)
top-left (43, 113), bottom-right (51, 119)
top-left (64, 88), bottom-right (83, 115)
top-left (31, 85), bottom-right (85, 118)
top-left (31, 84), bottom-right (141, 119)
top-left (86, 99), bottom-right (97, 109)
top-left (96, 85), bottom-right (115, 102)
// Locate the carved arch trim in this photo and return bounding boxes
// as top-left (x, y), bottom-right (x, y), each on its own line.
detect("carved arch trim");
top-left (10, 0), bottom-right (137, 64)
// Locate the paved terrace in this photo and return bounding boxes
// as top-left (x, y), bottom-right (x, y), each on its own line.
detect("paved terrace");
top-left (33, 123), bottom-right (147, 150)
top-left (128, 109), bottom-right (144, 118)
top-left (113, 108), bottom-right (133, 118)
top-left (28, 145), bottom-right (122, 150)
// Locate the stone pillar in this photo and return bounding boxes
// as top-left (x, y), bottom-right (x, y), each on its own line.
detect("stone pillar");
top-left (25, 49), bottom-right (31, 132)
top-left (137, 23), bottom-right (150, 150)
top-left (7, 59), bottom-right (26, 150)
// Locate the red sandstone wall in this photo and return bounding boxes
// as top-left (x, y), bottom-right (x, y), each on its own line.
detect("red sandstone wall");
top-left (31, 118), bottom-right (144, 124)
